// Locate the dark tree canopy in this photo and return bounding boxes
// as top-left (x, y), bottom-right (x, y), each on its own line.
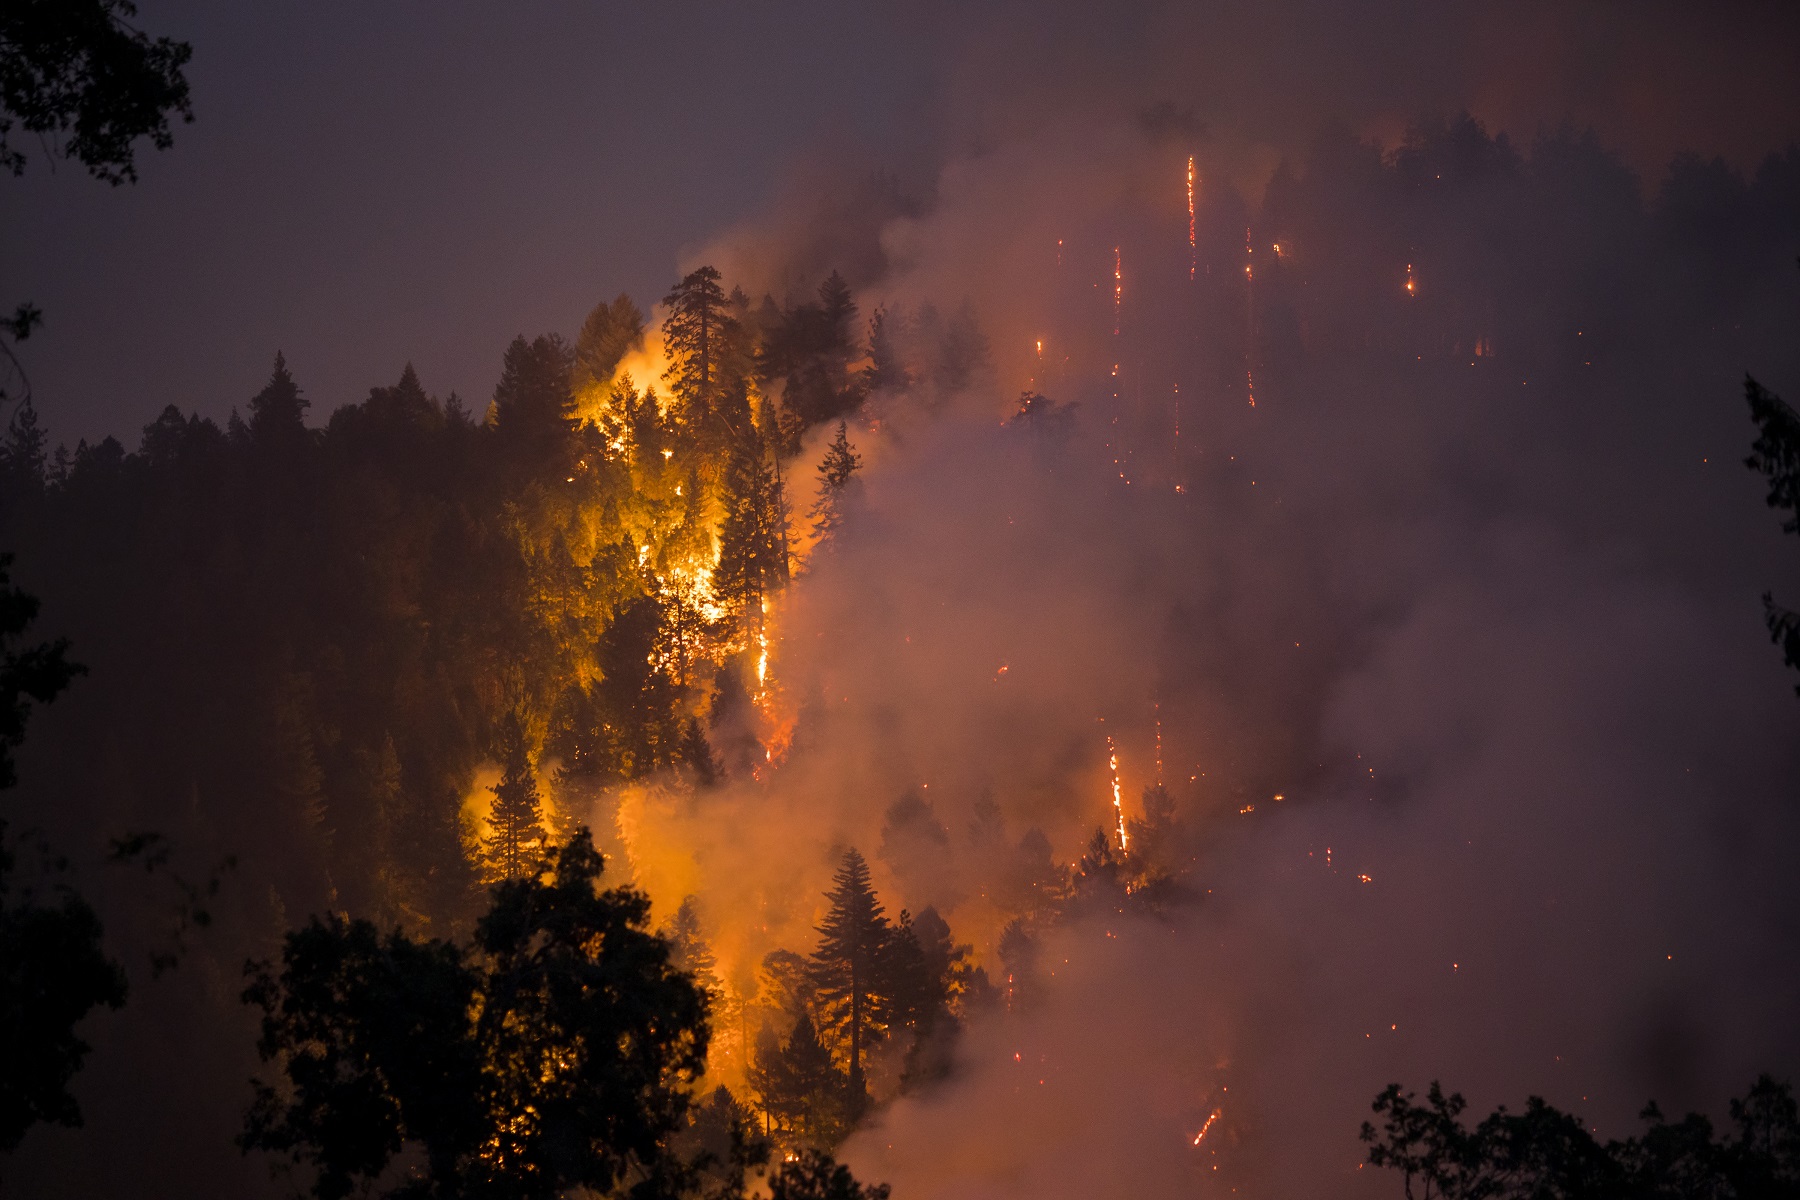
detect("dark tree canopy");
top-left (0, 555), bottom-right (123, 1152)
top-left (1362, 1076), bottom-right (1800, 1200)
top-left (243, 829), bottom-right (712, 1200)
top-left (0, 0), bottom-right (193, 183)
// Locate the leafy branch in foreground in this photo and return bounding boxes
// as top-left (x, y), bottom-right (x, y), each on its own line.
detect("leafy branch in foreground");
top-left (1745, 370), bottom-right (1800, 694)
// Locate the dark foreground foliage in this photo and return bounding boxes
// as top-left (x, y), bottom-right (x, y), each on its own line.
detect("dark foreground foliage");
top-left (242, 828), bottom-right (887, 1200)
top-left (1364, 1076), bottom-right (1800, 1200)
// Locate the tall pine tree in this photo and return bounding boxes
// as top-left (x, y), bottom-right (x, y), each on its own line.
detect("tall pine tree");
top-left (808, 848), bottom-right (891, 1106)
top-left (661, 266), bottom-right (740, 434)
top-left (247, 351), bottom-right (309, 444)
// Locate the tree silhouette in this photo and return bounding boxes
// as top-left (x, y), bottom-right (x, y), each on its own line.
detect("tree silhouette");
top-left (243, 829), bottom-right (712, 1200)
top-left (247, 351), bottom-right (309, 445)
top-left (807, 421), bottom-right (861, 551)
top-left (662, 266), bottom-right (741, 433)
top-left (0, 554), bottom-right (122, 1151)
top-left (809, 848), bottom-right (891, 1105)
top-left (768, 1148), bottom-right (890, 1200)
top-left (1745, 370), bottom-right (1800, 693)
top-left (483, 717), bottom-right (545, 883)
top-left (1362, 1075), bottom-right (1800, 1200)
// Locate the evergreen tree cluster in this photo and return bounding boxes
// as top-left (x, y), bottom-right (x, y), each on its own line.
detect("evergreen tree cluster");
top-left (738, 848), bottom-right (990, 1149)
top-left (0, 261), bottom-right (913, 943)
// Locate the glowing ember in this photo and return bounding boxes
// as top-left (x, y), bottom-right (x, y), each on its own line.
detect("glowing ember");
top-left (1113, 246), bottom-right (1123, 336)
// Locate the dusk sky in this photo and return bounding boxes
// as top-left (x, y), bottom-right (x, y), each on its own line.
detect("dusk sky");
top-left (9, 1), bottom-right (1800, 443)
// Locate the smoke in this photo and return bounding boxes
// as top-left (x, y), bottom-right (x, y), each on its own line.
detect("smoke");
top-left (640, 24), bottom-right (1800, 1195)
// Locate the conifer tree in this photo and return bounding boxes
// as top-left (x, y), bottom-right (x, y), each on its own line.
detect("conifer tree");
top-left (247, 351), bottom-right (308, 444)
top-left (575, 293), bottom-right (644, 388)
top-left (664, 895), bottom-right (720, 999)
top-left (808, 848), bottom-right (891, 1104)
top-left (1127, 782), bottom-right (1179, 878)
top-left (714, 435), bottom-right (788, 625)
top-left (749, 1010), bottom-right (846, 1144)
top-left (861, 307), bottom-right (907, 394)
top-left (484, 717), bottom-right (546, 883)
top-left (662, 266), bottom-right (740, 430)
top-left (807, 422), bottom-right (861, 550)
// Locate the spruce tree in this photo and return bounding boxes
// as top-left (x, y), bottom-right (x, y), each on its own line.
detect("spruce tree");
top-left (484, 718), bottom-right (546, 883)
top-left (808, 848), bottom-right (891, 1104)
top-left (807, 422), bottom-right (861, 550)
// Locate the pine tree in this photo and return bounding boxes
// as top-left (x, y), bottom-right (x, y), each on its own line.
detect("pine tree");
top-left (484, 717), bottom-right (546, 883)
top-left (749, 1010), bottom-right (846, 1144)
top-left (490, 334), bottom-right (575, 468)
top-left (807, 422), bottom-right (861, 550)
top-left (661, 266), bottom-right (740, 429)
top-left (664, 895), bottom-right (720, 999)
top-left (247, 351), bottom-right (308, 443)
top-left (809, 848), bottom-right (891, 1104)
top-left (780, 1010), bottom-right (847, 1143)
top-left (714, 434), bottom-right (788, 624)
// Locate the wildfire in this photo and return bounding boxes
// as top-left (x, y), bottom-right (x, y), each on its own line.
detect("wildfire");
top-left (1187, 155), bottom-right (1197, 280)
top-left (1112, 246), bottom-right (1122, 336)
top-left (1108, 736), bottom-right (1129, 852)
top-left (1245, 226), bottom-right (1257, 407)
top-left (1192, 1108), bottom-right (1222, 1146)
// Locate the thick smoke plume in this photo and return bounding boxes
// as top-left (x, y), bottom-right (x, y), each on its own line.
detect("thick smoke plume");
top-left (653, 84), bottom-right (1800, 1200)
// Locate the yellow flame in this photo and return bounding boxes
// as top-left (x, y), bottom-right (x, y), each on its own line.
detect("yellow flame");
top-left (1187, 156), bottom-right (1198, 280)
top-left (1108, 736), bottom-right (1128, 852)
